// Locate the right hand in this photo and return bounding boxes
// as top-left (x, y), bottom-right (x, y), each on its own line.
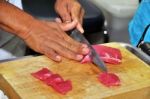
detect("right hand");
top-left (21, 19), bottom-right (89, 62)
top-left (55, 0), bottom-right (85, 33)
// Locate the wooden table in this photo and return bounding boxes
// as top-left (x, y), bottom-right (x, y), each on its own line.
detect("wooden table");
top-left (0, 43), bottom-right (150, 99)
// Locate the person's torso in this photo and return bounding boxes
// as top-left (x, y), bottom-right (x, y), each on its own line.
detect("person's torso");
top-left (129, 0), bottom-right (150, 46)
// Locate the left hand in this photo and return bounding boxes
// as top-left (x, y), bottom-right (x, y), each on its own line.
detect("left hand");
top-left (55, 0), bottom-right (85, 33)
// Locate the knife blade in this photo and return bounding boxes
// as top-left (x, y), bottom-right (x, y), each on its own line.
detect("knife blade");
top-left (70, 29), bottom-right (107, 72)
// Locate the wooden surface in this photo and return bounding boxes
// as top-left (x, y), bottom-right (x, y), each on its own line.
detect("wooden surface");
top-left (0, 43), bottom-right (150, 99)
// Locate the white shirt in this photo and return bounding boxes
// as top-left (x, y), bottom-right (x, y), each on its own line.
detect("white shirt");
top-left (7, 0), bottom-right (23, 9)
top-left (0, 90), bottom-right (8, 99)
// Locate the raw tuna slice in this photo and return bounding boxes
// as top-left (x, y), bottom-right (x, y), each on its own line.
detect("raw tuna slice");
top-left (31, 68), bottom-right (72, 95)
top-left (31, 68), bottom-right (52, 80)
top-left (50, 80), bottom-right (72, 95)
top-left (43, 74), bottom-right (64, 86)
top-left (81, 45), bottom-right (122, 64)
top-left (98, 72), bottom-right (120, 87)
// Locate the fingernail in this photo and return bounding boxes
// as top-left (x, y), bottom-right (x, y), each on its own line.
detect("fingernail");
top-left (80, 28), bottom-right (84, 33)
top-left (56, 55), bottom-right (61, 61)
top-left (76, 55), bottom-right (83, 60)
top-left (77, 24), bottom-right (84, 33)
top-left (82, 47), bottom-right (89, 54)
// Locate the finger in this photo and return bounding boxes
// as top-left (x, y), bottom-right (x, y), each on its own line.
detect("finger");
top-left (45, 40), bottom-right (84, 61)
top-left (76, 23), bottom-right (84, 33)
top-left (62, 33), bottom-right (89, 55)
top-left (48, 18), bottom-right (75, 32)
top-left (57, 36), bottom-right (84, 54)
top-left (58, 19), bottom-right (78, 31)
top-left (71, 5), bottom-right (80, 22)
top-left (55, 18), bottom-right (62, 23)
top-left (67, 39), bottom-right (89, 55)
top-left (55, 5), bottom-right (72, 23)
top-left (71, 4), bottom-right (84, 33)
top-left (76, 9), bottom-right (84, 33)
top-left (79, 9), bottom-right (85, 25)
top-left (40, 44), bottom-right (62, 62)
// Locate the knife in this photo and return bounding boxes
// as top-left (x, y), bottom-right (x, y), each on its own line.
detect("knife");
top-left (70, 29), bottom-right (107, 72)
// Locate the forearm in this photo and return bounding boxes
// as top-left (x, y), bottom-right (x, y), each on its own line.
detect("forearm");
top-left (0, 0), bottom-right (35, 39)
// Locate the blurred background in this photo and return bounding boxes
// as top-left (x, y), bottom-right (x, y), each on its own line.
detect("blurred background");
top-left (22, 0), bottom-right (139, 44)
top-left (91, 0), bottom-right (139, 44)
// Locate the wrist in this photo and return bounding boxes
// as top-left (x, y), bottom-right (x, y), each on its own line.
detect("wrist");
top-left (16, 17), bottom-right (36, 40)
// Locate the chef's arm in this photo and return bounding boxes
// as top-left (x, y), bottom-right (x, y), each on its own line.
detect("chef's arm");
top-left (0, 0), bottom-right (35, 39)
top-left (0, 0), bottom-right (89, 61)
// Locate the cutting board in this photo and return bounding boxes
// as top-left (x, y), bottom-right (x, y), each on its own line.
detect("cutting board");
top-left (0, 43), bottom-right (150, 99)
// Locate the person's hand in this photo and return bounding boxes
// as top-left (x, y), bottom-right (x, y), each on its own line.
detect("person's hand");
top-left (0, 0), bottom-right (89, 62)
top-left (55, 0), bottom-right (85, 33)
top-left (19, 19), bottom-right (89, 62)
